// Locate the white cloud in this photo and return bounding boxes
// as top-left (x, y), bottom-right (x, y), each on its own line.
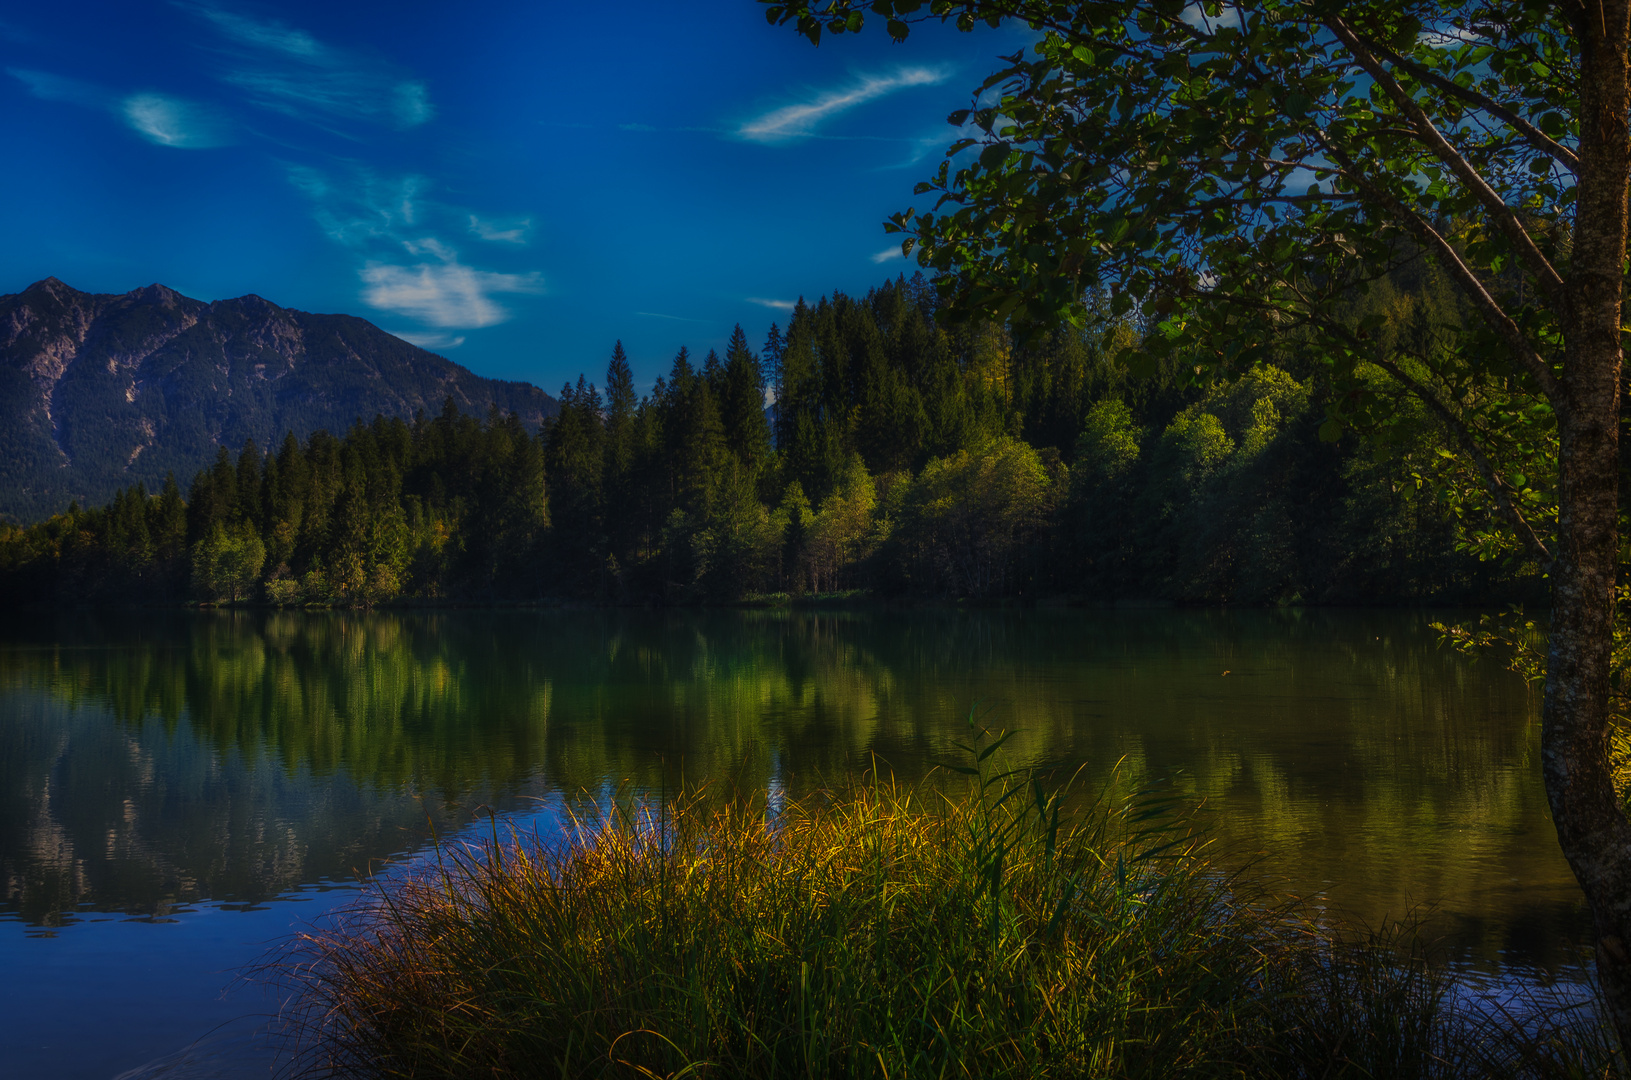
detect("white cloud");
top-left (403, 236), bottom-right (457, 261)
top-left (10, 69), bottom-right (229, 148)
top-left (225, 69), bottom-right (432, 128)
top-left (746, 297), bottom-right (797, 311)
top-left (1418, 27), bottom-right (1476, 48)
top-left (469, 215), bottom-right (531, 244)
top-left (361, 250), bottom-right (543, 328)
top-left (8, 67), bottom-right (106, 107)
top-left (738, 66), bottom-right (951, 143)
top-left (391, 330), bottom-right (466, 350)
top-left (121, 93), bottom-right (230, 148)
top-left (287, 165), bottom-right (427, 246)
top-left (871, 246), bottom-right (905, 264)
top-left (189, 6), bottom-right (321, 57)
top-left (186, 4), bottom-right (433, 129)
top-left (288, 164), bottom-right (543, 331)
top-left (875, 132), bottom-right (949, 171)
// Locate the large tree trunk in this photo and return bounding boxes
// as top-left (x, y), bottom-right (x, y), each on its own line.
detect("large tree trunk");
top-left (1546, 0), bottom-right (1631, 1048)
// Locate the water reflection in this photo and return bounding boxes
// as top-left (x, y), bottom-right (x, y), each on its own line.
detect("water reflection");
top-left (0, 607), bottom-right (1588, 973)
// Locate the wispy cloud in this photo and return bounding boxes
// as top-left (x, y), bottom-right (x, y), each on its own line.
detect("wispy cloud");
top-left (362, 253), bottom-right (542, 328)
top-left (121, 93), bottom-right (231, 147)
top-left (391, 330), bottom-right (467, 350)
top-left (289, 164), bottom-right (543, 331)
top-left (189, 6), bottom-right (322, 57)
top-left (286, 165), bottom-right (427, 246)
top-left (185, 4), bottom-right (433, 129)
top-left (225, 69), bottom-right (431, 127)
top-left (871, 245), bottom-right (905, 264)
top-left (878, 85), bottom-right (1006, 172)
top-left (746, 297), bottom-right (797, 311)
top-left (738, 67), bottom-right (951, 143)
top-left (635, 311), bottom-right (711, 323)
top-left (9, 68), bottom-right (229, 148)
top-left (8, 67), bottom-right (105, 107)
top-left (469, 215), bottom-right (531, 244)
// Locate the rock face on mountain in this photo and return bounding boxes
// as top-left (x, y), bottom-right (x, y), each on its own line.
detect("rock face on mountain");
top-left (0, 278), bottom-right (557, 522)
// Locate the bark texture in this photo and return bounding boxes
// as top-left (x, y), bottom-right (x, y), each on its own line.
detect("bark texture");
top-left (1545, 0), bottom-right (1631, 1048)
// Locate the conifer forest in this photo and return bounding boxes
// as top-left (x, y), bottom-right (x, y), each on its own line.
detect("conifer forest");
top-left (0, 272), bottom-right (1533, 608)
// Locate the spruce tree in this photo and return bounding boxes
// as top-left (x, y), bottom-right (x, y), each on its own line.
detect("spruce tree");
top-left (721, 325), bottom-right (772, 478)
top-left (603, 341), bottom-right (639, 572)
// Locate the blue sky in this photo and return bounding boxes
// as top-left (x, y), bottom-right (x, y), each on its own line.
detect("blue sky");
top-left (0, 2), bottom-right (1024, 393)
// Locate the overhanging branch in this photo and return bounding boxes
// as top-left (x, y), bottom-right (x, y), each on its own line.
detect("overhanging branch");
top-left (1327, 15), bottom-right (1569, 311)
top-left (1363, 38), bottom-right (1581, 174)
top-left (1319, 136), bottom-right (1564, 403)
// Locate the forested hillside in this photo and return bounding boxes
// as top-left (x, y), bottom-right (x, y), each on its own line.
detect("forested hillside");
top-left (0, 278), bottom-right (558, 522)
top-left (0, 273), bottom-right (1532, 607)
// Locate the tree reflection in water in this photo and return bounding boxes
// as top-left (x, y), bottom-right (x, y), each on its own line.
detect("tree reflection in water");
top-left (0, 607), bottom-right (1585, 975)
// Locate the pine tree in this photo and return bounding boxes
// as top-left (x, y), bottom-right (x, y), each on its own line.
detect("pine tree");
top-left (546, 376), bottom-right (605, 592)
top-left (327, 451), bottom-right (371, 601)
top-left (603, 341), bottom-right (640, 573)
top-left (151, 474), bottom-right (187, 566)
top-left (681, 376), bottom-right (728, 517)
top-left (187, 447), bottom-right (236, 544)
top-left (268, 432), bottom-right (309, 571)
top-left (763, 322), bottom-right (786, 444)
top-left (234, 439), bottom-right (263, 526)
top-left (721, 325), bottom-right (772, 478)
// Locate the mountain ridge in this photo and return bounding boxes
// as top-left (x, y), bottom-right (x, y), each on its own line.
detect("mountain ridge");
top-left (0, 278), bottom-right (557, 522)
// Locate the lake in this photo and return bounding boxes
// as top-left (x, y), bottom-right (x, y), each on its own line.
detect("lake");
top-left (0, 607), bottom-right (1591, 1079)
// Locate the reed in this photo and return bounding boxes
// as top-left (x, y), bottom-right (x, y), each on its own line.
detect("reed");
top-left (274, 727), bottom-right (1617, 1079)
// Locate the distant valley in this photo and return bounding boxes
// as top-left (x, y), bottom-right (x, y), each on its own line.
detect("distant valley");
top-left (0, 278), bottom-right (558, 522)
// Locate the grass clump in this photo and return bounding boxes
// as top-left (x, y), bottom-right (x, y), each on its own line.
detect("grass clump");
top-left (276, 726), bottom-right (1614, 1079)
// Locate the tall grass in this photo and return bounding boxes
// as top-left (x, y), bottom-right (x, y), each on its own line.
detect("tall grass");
top-left (274, 726), bottom-right (1618, 1079)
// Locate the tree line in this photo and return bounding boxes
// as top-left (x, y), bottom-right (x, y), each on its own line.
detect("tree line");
top-left (0, 273), bottom-right (1529, 608)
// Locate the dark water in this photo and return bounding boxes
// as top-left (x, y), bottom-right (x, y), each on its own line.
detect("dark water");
top-left (0, 608), bottom-right (1591, 1079)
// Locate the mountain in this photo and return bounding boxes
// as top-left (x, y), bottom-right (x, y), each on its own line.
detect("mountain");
top-left (0, 278), bottom-right (558, 522)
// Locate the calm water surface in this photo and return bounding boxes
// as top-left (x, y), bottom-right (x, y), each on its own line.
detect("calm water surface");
top-left (0, 608), bottom-right (1590, 1079)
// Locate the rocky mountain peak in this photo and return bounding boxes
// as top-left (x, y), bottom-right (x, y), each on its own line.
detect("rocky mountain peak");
top-left (0, 278), bottom-right (558, 523)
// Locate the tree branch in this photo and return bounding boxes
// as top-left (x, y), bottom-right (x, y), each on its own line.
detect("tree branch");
top-left (1367, 353), bottom-right (1555, 571)
top-left (1318, 135), bottom-right (1564, 402)
top-left (1326, 15), bottom-right (1569, 310)
top-left (1361, 37), bottom-right (1581, 173)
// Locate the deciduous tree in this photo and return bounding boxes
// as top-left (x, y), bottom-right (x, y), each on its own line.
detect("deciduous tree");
top-left (765, 0), bottom-right (1631, 1039)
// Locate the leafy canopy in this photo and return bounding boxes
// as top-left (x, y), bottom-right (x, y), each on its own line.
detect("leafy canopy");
top-left (765, 0), bottom-right (1577, 567)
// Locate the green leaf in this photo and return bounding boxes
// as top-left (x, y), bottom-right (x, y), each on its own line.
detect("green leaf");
top-left (976, 729), bottom-right (1016, 762)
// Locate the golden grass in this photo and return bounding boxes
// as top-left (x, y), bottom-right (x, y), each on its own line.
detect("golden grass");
top-left (273, 728), bottom-right (1618, 1079)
